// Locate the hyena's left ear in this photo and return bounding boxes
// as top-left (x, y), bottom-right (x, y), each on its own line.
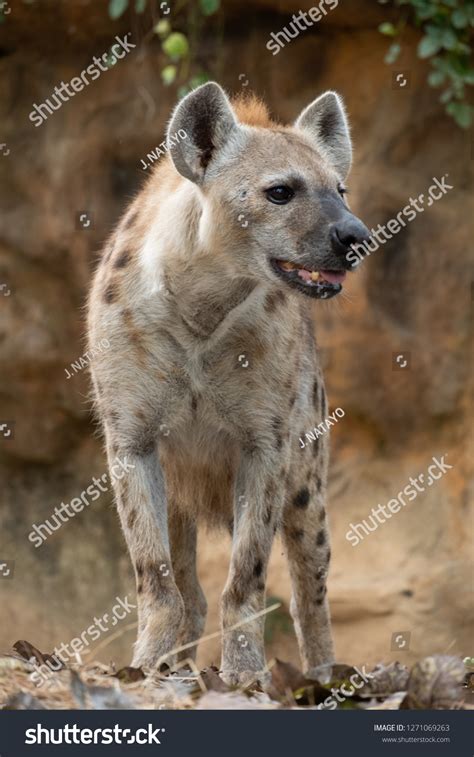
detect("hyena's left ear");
top-left (294, 91), bottom-right (352, 179)
top-left (167, 82), bottom-right (240, 184)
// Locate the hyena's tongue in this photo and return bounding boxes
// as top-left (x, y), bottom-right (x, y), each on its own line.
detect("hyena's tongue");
top-left (319, 270), bottom-right (346, 285)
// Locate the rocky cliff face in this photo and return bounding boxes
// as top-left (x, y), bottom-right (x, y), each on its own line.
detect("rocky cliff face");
top-left (0, 0), bottom-right (472, 669)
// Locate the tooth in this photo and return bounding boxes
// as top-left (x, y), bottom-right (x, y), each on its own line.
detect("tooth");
top-left (310, 271), bottom-right (320, 282)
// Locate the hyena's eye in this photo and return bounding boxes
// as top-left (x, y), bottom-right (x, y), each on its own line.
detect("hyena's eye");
top-left (266, 185), bottom-right (294, 205)
top-left (337, 183), bottom-right (348, 197)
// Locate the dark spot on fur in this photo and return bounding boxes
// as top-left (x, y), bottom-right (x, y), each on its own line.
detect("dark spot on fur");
top-left (315, 474), bottom-right (322, 492)
top-left (316, 530), bottom-right (326, 546)
top-left (191, 394), bottom-right (198, 413)
top-left (401, 589), bottom-right (413, 597)
top-left (271, 416), bottom-right (282, 432)
top-left (265, 479), bottom-right (277, 500)
top-left (127, 431), bottom-right (155, 457)
top-left (319, 508), bottom-right (326, 522)
top-left (317, 584), bottom-right (327, 596)
top-left (136, 561), bottom-right (144, 578)
top-left (316, 597), bottom-right (324, 606)
top-left (227, 518), bottom-right (234, 535)
top-left (264, 289), bottom-right (286, 313)
top-left (312, 438), bottom-right (320, 457)
top-left (254, 560), bottom-right (263, 578)
top-left (290, 528), bottom-right (304, 541)
top-left (114, 249), bottom-right (130, 268)
top-left (293, 487), bottom-right (310, 509)
top-left (264, 504), bottom-right (272, 525)
top-left (103, 281), bottom-right (117, 304)
top-left (127, 509), bottom-right (137, 530)
top-left (290, 394), bottom-right (296, 408)
top-left (137, 583), bottom-right (143, 594)
top-left (226, 582), bottom-right (245, 607)
top-left (256, 580), bottom-right (265, 592)
top-left (321, 389), bottom-right (327, 418)
top-left (326, 548), bottom-right (331, 564)
top-left (312, 379), bottom-right (319, 409)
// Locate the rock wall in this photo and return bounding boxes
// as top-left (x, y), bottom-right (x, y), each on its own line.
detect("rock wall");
top-left (0, 0), bottom-right (472, 671)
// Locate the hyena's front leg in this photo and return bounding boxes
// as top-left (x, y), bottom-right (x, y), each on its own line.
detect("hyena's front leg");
top-left (168, 512), bottom-right (207, 661)
top-left (221, 448), bottom-right (283, 685)
top-left (105, 434), bottom-right (185, 671)
top-left (282, 433), bottom-right (334, 673)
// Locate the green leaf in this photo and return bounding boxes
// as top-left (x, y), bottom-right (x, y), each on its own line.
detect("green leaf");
top-left (135, 0), bottom-right (146, 12)
top-left (108, 0), bottom-right (128, 19)
top-left (452, 8), bottom-right (468, 28)
top-left (418, 35), bottom-right (442, 58)
top-left (446, 100), bottom-right (473, 128)
top-left (440, 87), bottom-right (454, 103)
top-left (199, 0), bottom-right (220, 16)
top-left (379, 22), bottom-right (397, 36)
top-left (162, 32), bottom-right (189, 60)
top-left (161, 64), bottom-right (177, 85)
top-left (428, 69), bottom-right (446, 86)
top-left (154, 19), bottom-right (171, 37)
top-left (441, 28), bottom-right (458, 50)
top-left (385, 42), bottom-right (401, 64)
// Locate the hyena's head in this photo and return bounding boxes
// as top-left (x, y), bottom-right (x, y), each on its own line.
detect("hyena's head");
top-left (167, 82), bottom-right (370, 300)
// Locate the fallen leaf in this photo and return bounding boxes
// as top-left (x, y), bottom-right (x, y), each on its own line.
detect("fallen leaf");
top-left (200, 667), bottom-right (231, 693)
top-left (402, 655), bottom-right (465, 709)
top-left (358, 661), bottom-right (410, 697)
top-left (114, 666), bottom-right (146, 684)
top-left (13, 640), bottom-right (64, 671)
top-left (268, 659), bottom-right (330, 705)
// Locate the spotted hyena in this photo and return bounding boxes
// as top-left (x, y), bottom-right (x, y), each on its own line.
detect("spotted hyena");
top-left (87, 83), bottom-right (369, 684)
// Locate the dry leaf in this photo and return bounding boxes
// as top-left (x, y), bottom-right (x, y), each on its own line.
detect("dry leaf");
top-left (402, 655), bottom-right (465, 709)
top-left (200, 667), bottom-right (231, 693)
top-left (13, 640), bottom-right (64, 671)
top-left (114, 666), bottom-right (146, 684)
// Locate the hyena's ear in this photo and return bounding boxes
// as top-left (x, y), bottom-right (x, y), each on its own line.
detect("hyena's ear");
top-left (294, 91), bottom-right (352, 179)
top-left (167, 82), bottom-right (240, 183)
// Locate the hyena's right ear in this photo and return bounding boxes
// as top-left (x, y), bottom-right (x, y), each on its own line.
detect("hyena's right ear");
top-left (167, 82), bottom-right (240, 184)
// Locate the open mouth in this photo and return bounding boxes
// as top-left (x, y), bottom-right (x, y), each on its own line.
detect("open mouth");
top-left (270, 259), bottom-right (347, 299)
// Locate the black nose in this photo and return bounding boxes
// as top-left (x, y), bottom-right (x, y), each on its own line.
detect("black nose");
top-left (331, 215), bottom-right (370, 254)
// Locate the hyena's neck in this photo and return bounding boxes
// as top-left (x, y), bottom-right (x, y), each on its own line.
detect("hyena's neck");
top-left (138, 180), bottom-right (262, 339)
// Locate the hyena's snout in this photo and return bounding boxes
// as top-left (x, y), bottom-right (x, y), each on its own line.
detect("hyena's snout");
top-left (330, 212), bottom-right (371, 265)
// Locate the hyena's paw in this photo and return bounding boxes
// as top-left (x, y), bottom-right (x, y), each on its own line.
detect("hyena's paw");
top-left (131, 606), bottom-right (184, 671)
top-left (220, 667), bottom-right (270, 688)
top-left (220, 634), bottom-right (267, 687)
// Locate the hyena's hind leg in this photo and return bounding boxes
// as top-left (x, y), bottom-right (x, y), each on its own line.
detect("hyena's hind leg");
top-left (282, 432), bottom-right (334, 673)
top-left (104, 430), bottom-right (185, 670)
top-left (168, 511), bottom-right (207, 662)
